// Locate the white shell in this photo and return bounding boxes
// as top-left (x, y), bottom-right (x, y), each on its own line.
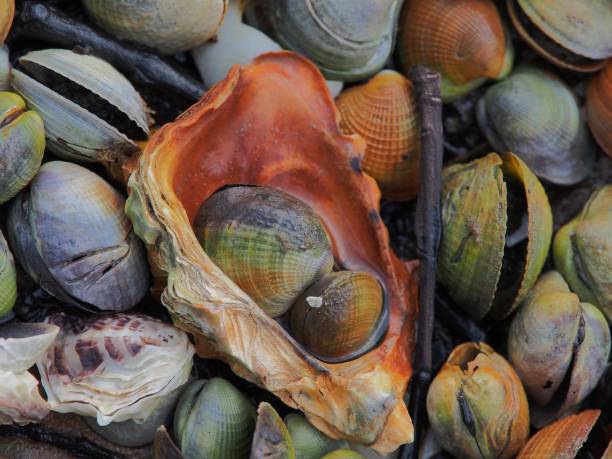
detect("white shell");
top-left (0, 371), bottom-right (50, 425)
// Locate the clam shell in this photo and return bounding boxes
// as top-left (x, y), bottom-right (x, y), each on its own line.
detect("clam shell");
top-left (336, 70), bottom-right (420, 201)
top-left (398, 0), bottom-right (513, 101)
top-left (251, 402), bottom-right (294, 459)
top-left (0, 231), bottom-right (16, 319)
top-left (477, 66), bottom-right (596, 185)
top-left (38, 313), bottom-right (194, 426)
top-left (586, 59), bottom-right (612, 157)
top-left (81, 0), bottom-right (227, 55)
top-left (322, 450), bottom-right (366, 459)
top-left (0, 0), bottom-right (13, 44)
top-left (285, 414), bottom-right (346, 459)
top-left (0, 46), bottom-right (10, 91)
top-left (516, 410), bottom-right (600, 458)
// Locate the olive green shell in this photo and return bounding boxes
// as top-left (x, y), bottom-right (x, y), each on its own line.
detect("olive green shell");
top-left (193, 186), bottom-right (333, 318)
top-left (0, 91), bottom-right (44, 204)
top-left (0, 231), bottom-right (17, 319)
top-left (476, 66), bottom-right (596, 185)
top-left (438, 152), bottom-right (552, 319)
top-left (554, 185), bottom-right (612, 322)
top-left (174, 378), bottom-right (256, 459)
top-left (250, 402), bottom-right (295, 459)
top-left (285, 414), bottom-right (345, 459)
top-left (321, 450), bottom-right (366, 459)
top-left (290, 271), bottom-right (384, 361)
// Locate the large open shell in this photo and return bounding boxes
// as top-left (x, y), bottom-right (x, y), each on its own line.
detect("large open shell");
top-left (586, 59), bottom-right (612, 157)
top-left (246, 0), bottom-right (402, 82)
top-left (126, 51), bottom-right (417, 453)
top-left (398, 0), bottom-right (514, 101)
top-left (507, 0), bottom-right (612, 72)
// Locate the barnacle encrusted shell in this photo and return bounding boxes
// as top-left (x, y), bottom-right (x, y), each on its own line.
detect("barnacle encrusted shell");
top-left (0, 232), bottom-right (17, 319)
top-left (126, 51), bottom-right (417, 453)
top-left (586, 59), bottom-right (612, 157)
top-left (37, 313), bottom-right (194, 426)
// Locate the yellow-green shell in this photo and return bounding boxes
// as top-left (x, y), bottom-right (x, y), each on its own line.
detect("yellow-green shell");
top-left (0, 231), bottom-right (17, 318)
top-left (285, 414), bottom-right (345, 459)
top-left (321, 450), bottom-right (366, 459)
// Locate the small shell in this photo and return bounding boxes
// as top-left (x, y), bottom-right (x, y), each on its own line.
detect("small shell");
top-left (81, 0), bottom-right (227, 55)
top-left (586, 59), bottom-right (612, 157)
top-left (516, 410), bottom-right (600, 458)
top-left (250, 402), bottom-right (295, 459)
top-left (336, 71), bottom-right (420, 201)
top-left (38, 313), bottom-right (194, 426)
top-left (477, 66), bottom-right (596, 185)
top-left (398, 0), bottom-right (513, 101)
top-left (0, 232), bottom-right (16, 319)
top-left (0, 0), bottom-right (13, 44)
top-left (193, 186), bottom-right (333, 318)
top-left (290, 271), bottom-right (385, 362)
top-left (322, 450), bottom-right (366, 459)
top-left (507, 0), bottom-right (612, 72)
top-left (285, 414), bottom-right (346, 459)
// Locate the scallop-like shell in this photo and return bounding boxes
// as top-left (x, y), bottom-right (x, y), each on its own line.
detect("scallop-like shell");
top-left (507, 0), bottom-right (612, 72)
top-left (0, 91), bottom-right (45, 204)
top-left (251, 402), bottom-right (295, 459)
top-left (336, 71), bottom-right (419, 201)
top-left (81, 0), bottom-right (227, 55)
top-left (38, 313), bottom-right (194, 426)
top-left (398, 0), bottom-right (513, 101)
top-left (0, 0), bottom-right (13, 44)
top-left (286, 414), bottom-right (346, 459)
top-left (290, 271), bottom-right (385, 362)
top-left (517, 410), bottom-right (600, 458)
top-left (7, 161), bottom-right (150, 312)
top-left (11, 48), bottom-right (149, 163)
top-left (193, 186), bottom-right (333, 318)
top-left (247, 0), bottom-right (402, 82)
top-left (477, 66), bottom-right (596, 185)
top-left (126, 51), bottom-right (417, 453)
top-left (586, 59), bottom-right (612, 157)
top-left (0, 232), bottom-right (16, 319)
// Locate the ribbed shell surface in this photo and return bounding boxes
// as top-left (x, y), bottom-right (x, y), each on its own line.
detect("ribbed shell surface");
top-left (586, 60), bottom-right (612, 156)
top-left (285, 414), bottom-right (342, 459)
top-left (337, 71), bottom-right (420, 201)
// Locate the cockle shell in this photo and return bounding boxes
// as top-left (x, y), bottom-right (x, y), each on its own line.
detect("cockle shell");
top-left (11, 48), bottom-right (149, 164)
top-left (586, 59), bottom-right (612, 157)
top-left (251, 402), bottom-right (295, 459)
top-left (516, 410), bottom-right (600, 458)
top-left (507, 0), bottom-right (612, 72)
top-left (477, 66), bottom-right (596, 185)
top-left (0, 232), bottom-right (16, 319)
top-left (38, 313), bottom-right (194, 426)
top-left (285, 414), bottom-right (347, 459)
top-left (0, 0), bottom-right (13, 44)
top-left (398, 0), bottom-right (514, 101)
top-left (126, 51), bottom-right (417, 453)
top-left (81, 0), bottom-right (227, 55)
top-left (336, 70), bottom-right (420, 201)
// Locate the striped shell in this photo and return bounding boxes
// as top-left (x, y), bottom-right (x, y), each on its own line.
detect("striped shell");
top-left (477, 66), bottom-right (596, 185)
top-left (0, 232), bottom-right (16, 319)
top-left (398, 0), bottom-right (514, 101)
top-left (7, 161), bottom-right (150, 312)
top-left (193, 186), bottom-right (333, 318)
top-left (517, 410), bottom-right (600, 458)
top-left (586, 59), bottom-right (612, 157)
top-left (81, 0), bottom-right (227, 55)
top-left (507, 0), bottom-right (612, 72)
top-left (38, 313), bottom-right (194, 426)
top-left (0, 0), bottom-right (13, 44)
top-left (336, 71), bottom-right (420, 201)
top-left (251, 402), bottom-right (295, 459)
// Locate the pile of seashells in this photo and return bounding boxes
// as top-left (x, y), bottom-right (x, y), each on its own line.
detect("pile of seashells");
top-left (0, 0), bottom-right (611, 458)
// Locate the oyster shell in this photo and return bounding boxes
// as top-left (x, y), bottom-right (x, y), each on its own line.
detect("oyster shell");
top-left (126, 51), bottom-right (417, 452)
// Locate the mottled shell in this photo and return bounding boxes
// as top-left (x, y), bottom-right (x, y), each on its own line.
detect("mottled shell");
top-left (426, 342), bottom-right (530, 459)
top-left (0, 232), bottom-right (16, 319)
top-left (438, 152), bottom-right (552, 320)
top-left (193, 186), bottom-right (333, 318)
top-left (0, 91), bottom-right (45, 204)
top-left (81, 0), bottom-right (227, 55)
top-left (247, 0), bottom-right (402, 82)
top-left (291, 271), bottom-right (385, 362)
top-left (251, 402), bottom-right (295, 459)
top-left (38, 313), bottom-right (194, 426)
top-left (477, 66), bottom-right (596, 185)
top-left (508, 0), bottom-right (612, 72)
top-left (554, 185), bottom-right (612, 322)
top-left (586, 59), bottom-right (612, 157)
top-left (322, 450), bottom-right (366, 459)
top-left (336, 71), bottom-right (420, 201)
top-left (398, 0), bottom-right (513, 101)
top-left (508, 271), bottom-right (610, 427)
top-left (7, 161), bottom-right (150, 312)
top-left (285, 414), bottom-right (346, 459)
top-left (0, 0), bottom-right (13, 44)
top-left (174, 378), bottom-right (256, 459)
top-left (517, 410), bottom-right (600, 459)
top-left (11, 49), bottom-right (148, 163)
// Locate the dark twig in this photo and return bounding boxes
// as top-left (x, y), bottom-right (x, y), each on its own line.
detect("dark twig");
top-left (404, 65), bottom-right (443, 459)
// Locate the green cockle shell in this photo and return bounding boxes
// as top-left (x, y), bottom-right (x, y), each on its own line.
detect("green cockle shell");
top-left (0, 231), bottom-right (16, 319)
top-left (285, 413), bottom-right (347, 459)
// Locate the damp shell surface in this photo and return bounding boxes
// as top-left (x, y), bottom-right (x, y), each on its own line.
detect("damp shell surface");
top-left (477, 66), bottom-right (596, 185)
top-left (7, 161), bottom-right (150, 312)
top-left (81, 0), bottom-right (227, 55)
top-left (398, 0), bottom-right (513, 100)
top-left (586, 59), bottom-right (612, 156)
top-left (336, 70), bottom-right (420, 201)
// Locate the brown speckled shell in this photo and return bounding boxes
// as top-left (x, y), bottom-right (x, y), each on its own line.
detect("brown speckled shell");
top-left (586, 59), bottom-right (612, 157)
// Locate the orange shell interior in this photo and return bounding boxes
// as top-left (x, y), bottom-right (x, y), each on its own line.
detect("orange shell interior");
top-left (131, 51), bottom-right (417, 451)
